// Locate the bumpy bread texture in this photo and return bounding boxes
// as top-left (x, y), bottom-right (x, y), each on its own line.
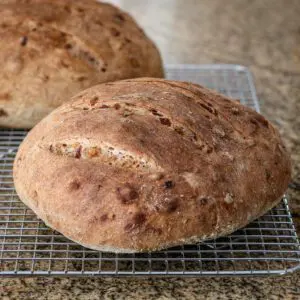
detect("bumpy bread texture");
top-left (13, 78), bottom-right (291, 253)
top-left (0, 0), bottom-right (163, 128)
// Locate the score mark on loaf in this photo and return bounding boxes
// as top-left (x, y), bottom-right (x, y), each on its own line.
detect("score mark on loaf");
top-left (13, 78), bottom-right (291, 253)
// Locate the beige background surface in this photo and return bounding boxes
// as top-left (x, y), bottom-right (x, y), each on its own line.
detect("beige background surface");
top-left (1, 0), bottom-right (300, 299)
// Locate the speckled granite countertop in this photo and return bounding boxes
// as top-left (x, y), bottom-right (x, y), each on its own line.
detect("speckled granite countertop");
top-left (1, 0), bottom-right (300, 299)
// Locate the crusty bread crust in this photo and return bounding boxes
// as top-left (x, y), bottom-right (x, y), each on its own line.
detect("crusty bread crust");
top-left (13, 78), bottom-right (291, 252)
top-left (0, 0), bottom-right (163, 128)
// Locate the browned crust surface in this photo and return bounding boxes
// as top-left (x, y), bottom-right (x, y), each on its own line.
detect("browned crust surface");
top-left (0, 0), bottom-right (163, 128)
top-left (13, 78), bottom-right (291, 252)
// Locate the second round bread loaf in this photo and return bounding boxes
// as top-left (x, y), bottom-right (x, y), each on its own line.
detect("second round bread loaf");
top-left (0, 0), bottom-right (163, 128)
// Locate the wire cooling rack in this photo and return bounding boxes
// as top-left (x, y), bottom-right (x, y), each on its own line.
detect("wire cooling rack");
top-left (0, 64), bottom-right (299, 277)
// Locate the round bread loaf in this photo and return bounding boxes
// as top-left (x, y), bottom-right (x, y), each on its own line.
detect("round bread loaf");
top-left (0, 0), bottom-right (163, 128)
top-left (13, 78), bottom-right (291, 253)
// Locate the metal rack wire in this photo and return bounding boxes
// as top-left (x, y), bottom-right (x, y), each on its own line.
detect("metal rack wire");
top-left (0, 64), bottom-right (299, 276)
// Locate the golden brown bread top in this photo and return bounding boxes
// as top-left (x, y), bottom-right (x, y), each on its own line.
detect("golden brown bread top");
top-left (0, 0), bottom-right (163, 128)
top-left (13, 78), bottom-right (291, 252)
